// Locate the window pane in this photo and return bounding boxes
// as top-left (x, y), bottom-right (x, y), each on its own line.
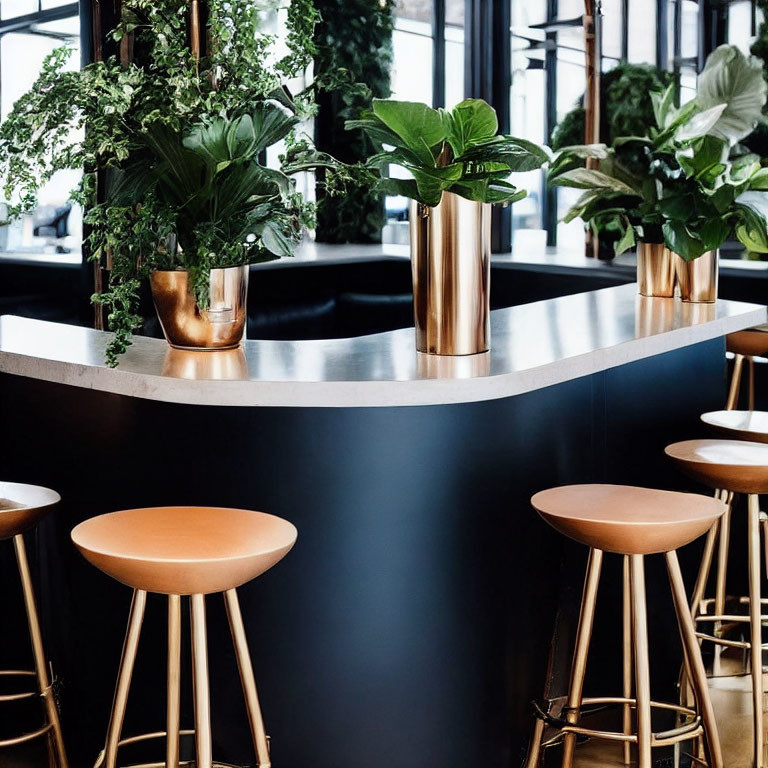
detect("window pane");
top-left (728, 0), bottom-right (756, 53)
top-left (679, 0), bottom-right (698, 61)
top-left (601, 0), bottom-right (624, 59)
top-left (1, 31), bottom-right (82, 254)
top-left (392, 0), bottom-right (433, 104)
top-left (627, 0), bottom-right (657, 64)
top-left (0, 0), bottom-right (38, 20)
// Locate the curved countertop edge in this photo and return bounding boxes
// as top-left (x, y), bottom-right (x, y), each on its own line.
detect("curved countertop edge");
top-left (0, 286), bottom-right (765, 408)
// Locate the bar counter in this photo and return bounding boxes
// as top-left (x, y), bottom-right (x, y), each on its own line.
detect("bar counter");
top-left (0, 284), bottom-right (765, 767)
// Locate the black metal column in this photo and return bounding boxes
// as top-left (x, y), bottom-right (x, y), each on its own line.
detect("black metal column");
top-left (465, 0), bottom-right (512, 252)
top-left (432, 0), bottom-right (445, 107)
top-left (543, 0), bottom-right (559, 247)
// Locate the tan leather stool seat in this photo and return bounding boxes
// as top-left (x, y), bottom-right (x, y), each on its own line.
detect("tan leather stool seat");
top-left (665, 439), bottom-right (768, 495)
top-left (71, 506), bottom-right (297, 595)
top-left (0, 481), bottom-right (60, 540)
top-left (701, 410), bottom-right (768, 443)
top-left (726, 328), bottom-right (768, 358)
top-left (531, 484), bottom-right (725, 555)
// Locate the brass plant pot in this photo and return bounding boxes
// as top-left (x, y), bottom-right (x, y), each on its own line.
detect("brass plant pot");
top-left (150, 266), bottom-right (249, 350)
top-left (409, 192), bottom-right (491, 355)
top-left (674, 249), bottom-right (719, 304)
top-left (637, 241), bottom-right (675, 298)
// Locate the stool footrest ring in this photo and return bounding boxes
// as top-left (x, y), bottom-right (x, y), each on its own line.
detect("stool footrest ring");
top-left (532, 696), bottom-right (702, 747)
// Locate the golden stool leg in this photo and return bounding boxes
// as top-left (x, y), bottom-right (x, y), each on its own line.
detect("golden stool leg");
top-left (622, 556), bottom-right (633, 766)
top-left (727, 354), bottom-right (745, 410)
top-left (104, 589), bottom-right (146, 768)
top-left (749, 495), bottom-right (765, 768)
top-left (225, 589), bottom-right (271, 767)
top-left (713, 498), bottom-right (732, 676)
top-left (14, 534), bottom-right (69, 768)
top-left (630, 555), bottom-right (652, 768)
top-left (166, 595), bottom-right (182, 768)
top-left (749, 357), bottom-right (756, 411)
top-left (666, 550), bottom-right (724, 768)
top-left (191, 594), bottom-right (213, 768)
top-left (523, 717), bottom-right (545, 768)
top-left (561, 548), bottom-right (603, 768)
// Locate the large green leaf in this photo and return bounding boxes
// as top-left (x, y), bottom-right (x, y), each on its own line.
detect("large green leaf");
top-left (550, 168), bottom-right (641, 196)
top-left (697, 44), bottom-right (767, 143)
top-left (662, 220), bottom-right (707, 260)
top-left (371, 99), bottom-right (446, 165)
top-left (443, 98), bottom-right (498, 158)
top-left (675, 134), bottom-right (728, 184)
top-left (675, 104), bottom-right (728, 143)
top-left (460, 135), bottom-right (550, 171)
top-left (651, 84), bottom-right (676, 129)
top-left (250, 99), bottom-right (299, 155)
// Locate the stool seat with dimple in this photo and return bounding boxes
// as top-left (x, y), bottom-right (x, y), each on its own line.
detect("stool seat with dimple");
top-left (665, 439), bottom-right (768, 495)
top-left (525, 484), bottom-right (724, 768)
top-left (73, 505), bottom-right (297, 768)
top-left (726, 327), bottom-right (768, 358)
top-left (701, 409), bottom-right (768, 444)
top-left (0, 481), bottom-right (68, 767)
top-left (530, 484), bottom-right (725, 555)
top-left (71, 506), bottom-right (298, 595)
top-left (0, 481), bottom-right (60, 540)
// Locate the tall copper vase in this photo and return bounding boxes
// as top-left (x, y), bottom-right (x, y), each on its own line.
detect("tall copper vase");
top-left (409, 192), bottom-right (491, 355)
top-left (150, 266), bottom-right (249, 350)
top-left (637, 241), bottom-right (675, 298)
top-left (674, 250), bottom-right (719, 304)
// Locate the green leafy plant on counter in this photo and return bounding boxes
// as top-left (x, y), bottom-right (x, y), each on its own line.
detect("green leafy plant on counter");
top-left (549, 45), bottom-right (768, 261)
top-left (312, 0), bottom-right (395, 243)
top-left (346, 98), bottom-right (551, 207)
top-left (0, 0), bottom-right (347, 364)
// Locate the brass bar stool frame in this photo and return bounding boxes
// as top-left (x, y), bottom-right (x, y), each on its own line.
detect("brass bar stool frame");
top-left (525, 548), bottom-right (721, 768)
top-left (0, 485), bottom-right (68, 768)
top-left (94, 587), bottom-right (271, 768)
top-left (685, 492), bottom-right (766, 767)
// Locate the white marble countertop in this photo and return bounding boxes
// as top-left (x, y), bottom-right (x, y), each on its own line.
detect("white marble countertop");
top-left (0, 284), bottom-right (764, 407)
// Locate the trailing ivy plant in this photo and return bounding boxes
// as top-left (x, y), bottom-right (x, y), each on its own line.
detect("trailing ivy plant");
top-left (549, 45), bottom-right (768, 261)
top-left (346, 98), bottom-right (550, 207)
top-left (0, 0), bottom-right (341, 364)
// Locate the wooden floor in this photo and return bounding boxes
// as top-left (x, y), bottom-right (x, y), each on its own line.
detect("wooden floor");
top-left (558, 671), bottom-right (760, 768)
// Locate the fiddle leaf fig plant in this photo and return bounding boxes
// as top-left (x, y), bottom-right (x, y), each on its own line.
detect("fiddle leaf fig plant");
top-left (346, 98), bottom-right (550, 206)
top-left (549, 45), bottom-right (768, 260)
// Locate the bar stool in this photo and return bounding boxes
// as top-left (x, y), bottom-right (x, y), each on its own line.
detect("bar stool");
top-left (71, 506), bottom-right (297, 768)
top-left (666, 439), bottom-right (768, 768)
top-left (524, 484), bottom-right (725, 768)
top-left (0, 481), bottom-right (68, 767)
top-left (726, 327), bottom-right (768, 410)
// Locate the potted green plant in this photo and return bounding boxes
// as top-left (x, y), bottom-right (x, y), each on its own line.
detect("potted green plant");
top-left (0, 0), bottom-right (339, 363)
top-left (347, 98), bottom-right (549, 354)
top-left (549, 45), bottom-right (768, 301)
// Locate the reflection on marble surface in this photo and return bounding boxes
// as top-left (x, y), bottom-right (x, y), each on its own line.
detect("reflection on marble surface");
top-left (0, 284), bottom-right (764, 407)
top-left (162, 348), bottom-right (249, 380)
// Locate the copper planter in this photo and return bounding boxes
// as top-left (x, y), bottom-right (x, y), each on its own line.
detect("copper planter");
top-left (150, 266), bottom-right (249, 350)
top-left (674, 250), bottom-right (719, 304)
top-left (409, 192), bottom-right (491, 355)
top-left (637, 241), bottom-right (675, 298)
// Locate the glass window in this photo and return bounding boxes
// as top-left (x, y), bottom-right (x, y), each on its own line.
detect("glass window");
top-left (391, 1), bottom-right (433, 104)
top-left (445, 0), bottom-right (464, 108)
top-left (1, 0), bottom-right (39, 20)
top-left (0, 19), bottom-right (82, 255)
top-left (601, 0), bottom-right (624, 60)
top-left (627, 0), bottom-right (657, 63)
top-left (728, 0), bottom-right (756, 53)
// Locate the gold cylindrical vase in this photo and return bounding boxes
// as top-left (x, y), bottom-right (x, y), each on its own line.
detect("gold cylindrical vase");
top-left (674, 250), bottom-right (718, 304)
top-left (150, 265), bottom-right (249, 350)
top-left (409, 192), bottom-right (491, 355)
top-left (637, 241), bottom-right (675, 298)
